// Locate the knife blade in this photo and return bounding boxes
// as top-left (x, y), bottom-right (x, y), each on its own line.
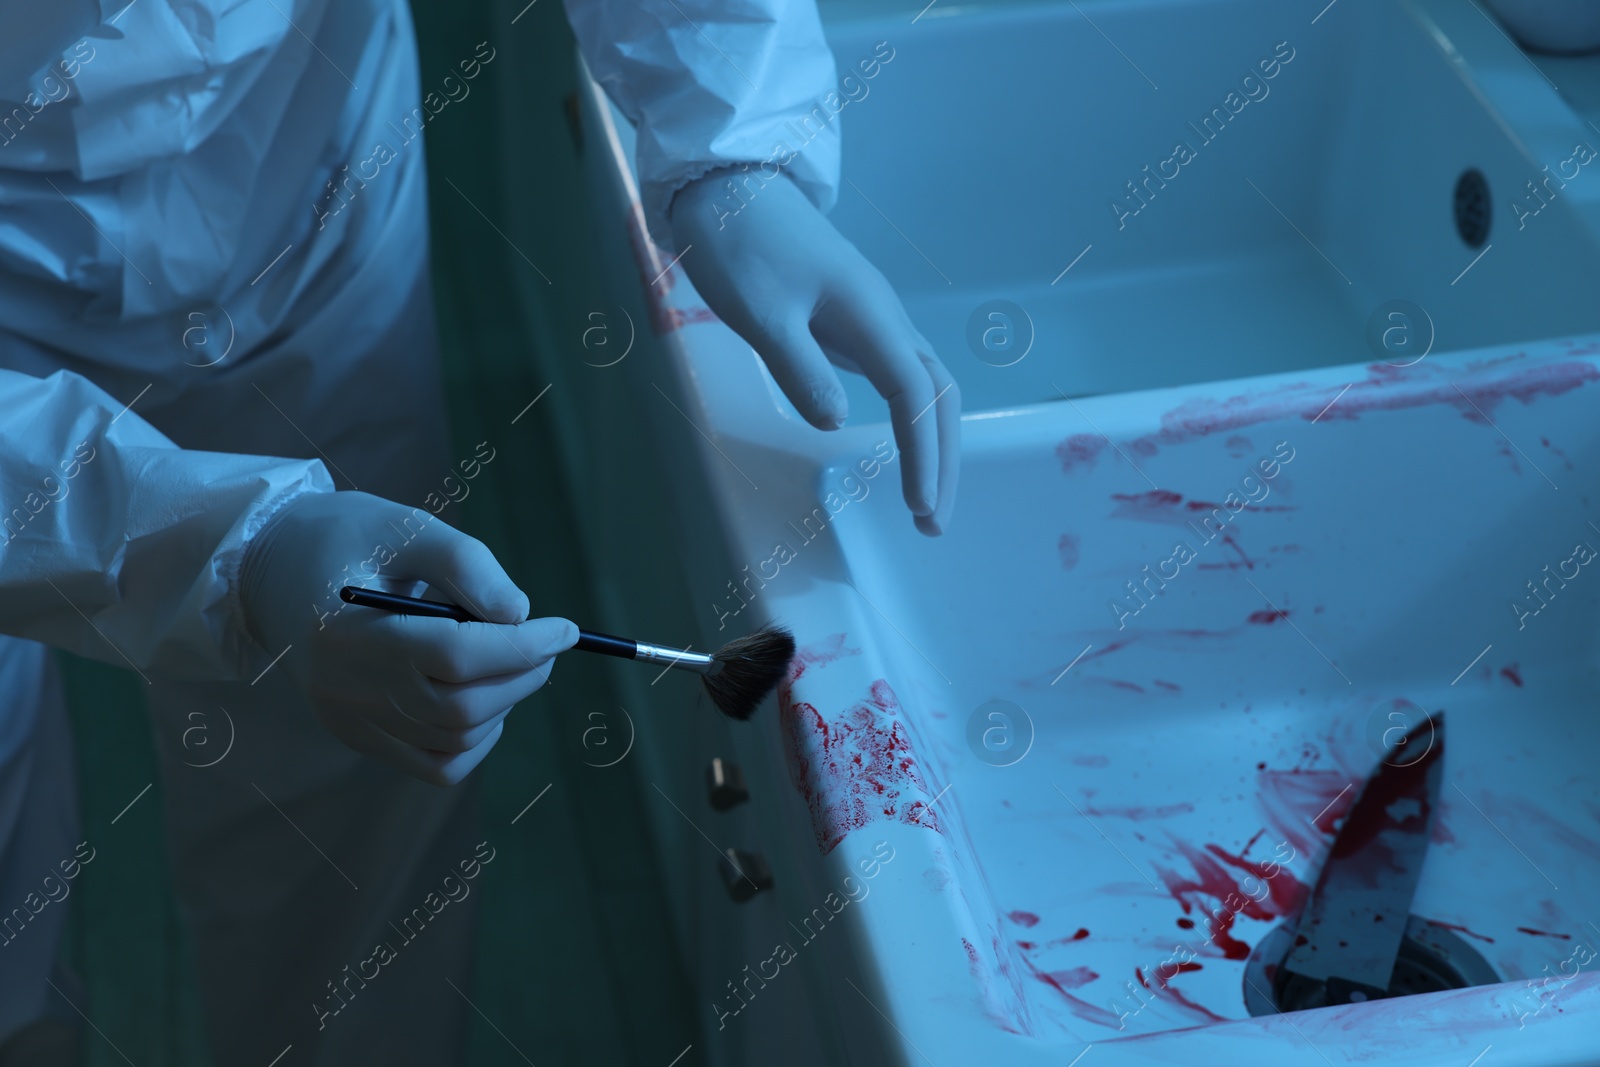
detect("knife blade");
top-left (1280, 712), bottom-right (1444, 1003)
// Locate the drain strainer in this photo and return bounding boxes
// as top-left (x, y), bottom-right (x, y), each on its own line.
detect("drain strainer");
top-left (1243, 915), bottom-right (1500, 1015)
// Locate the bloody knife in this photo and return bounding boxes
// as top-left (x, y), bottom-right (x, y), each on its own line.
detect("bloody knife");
top-left (1279, 713), bottom-right (1444, 1004)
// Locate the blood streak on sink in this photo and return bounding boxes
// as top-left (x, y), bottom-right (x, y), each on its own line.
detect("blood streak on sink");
top-left (1055, 433), bottom-right (1107, 474)
top-left (1425, 918), bottom-right (1495, 943)
top-left (1079, 801), bottom-right (1197, 820)
top-left (1152, 839), bottom-right (1307, 962)
top-left (1517, 926), bottom-right (1573, 939)
top-left (1058, 533), bottom-right (1081, 569)
top-left (1247, 609), bottom-right (1290, 624)
top-left (1052, 354), bottom-right (1600, 475)
top-left (1137, 359), bottom-right (1597, 463)
top-left (1135, 964), bottom-right (1225, 1023)
top-left (1106, 490), bottom-right (1296, 526)
top-left (1050, 965), bottom-right (1100, 987)
top-left (1108, 489), bottom-right (1186, 523)
top-left (1021, 954), bottom-right (1122, 1028)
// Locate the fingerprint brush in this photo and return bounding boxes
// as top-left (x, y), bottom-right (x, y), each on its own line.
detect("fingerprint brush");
top-left (338, 586), bottom-right (794, 721)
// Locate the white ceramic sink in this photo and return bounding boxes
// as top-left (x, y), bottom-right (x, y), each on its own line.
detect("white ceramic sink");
top-left (801, 343), bottom-right (1600, 1064)
top-left (573, 0), bottom-right (1600, 1063)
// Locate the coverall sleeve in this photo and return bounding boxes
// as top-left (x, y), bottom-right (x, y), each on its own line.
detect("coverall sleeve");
top-left (563, 0), bottom-right (842, 253)
top-left (0, 367), bottom-right (333, 681)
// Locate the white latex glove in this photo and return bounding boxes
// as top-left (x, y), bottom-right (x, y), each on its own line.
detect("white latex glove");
top-left (671, 169), bottom-right (960, 536)
top-left (239, 491), bottom-right (577, 786)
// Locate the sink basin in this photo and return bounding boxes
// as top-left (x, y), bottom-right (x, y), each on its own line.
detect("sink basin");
top-left (807, 342), bottom-right (1600, 1063)
top-left (815, 0), bottom-right (1600, 415)
top-left (571, 0), bottom-right (1600, 1062)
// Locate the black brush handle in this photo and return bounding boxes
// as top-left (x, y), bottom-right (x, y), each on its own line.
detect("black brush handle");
top-left (338, 587), bottom-right (638, 660)
top-left (573, 630), bottom-right (638, 658)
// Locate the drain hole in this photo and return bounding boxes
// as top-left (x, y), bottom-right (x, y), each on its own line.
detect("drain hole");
top-left (1455, 169), bottom-right (1491, 248)
top-left (1243, 915), bottom-right (1500, 1015)
top-left (1386, 936), bottom-right (1473, 998)
top-left (1272, 930), bottom-right (1470, 1011)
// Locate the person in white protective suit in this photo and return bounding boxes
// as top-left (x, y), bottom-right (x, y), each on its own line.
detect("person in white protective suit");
top-left (0, 0), bottom-right (959, 1063)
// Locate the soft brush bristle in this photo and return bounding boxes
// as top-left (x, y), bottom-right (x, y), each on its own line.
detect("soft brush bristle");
top-left (703, 626), bottom-right (797, 721)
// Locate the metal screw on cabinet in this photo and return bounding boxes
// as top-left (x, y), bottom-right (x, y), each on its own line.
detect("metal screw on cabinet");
top-left (706, 757), bottom-right (750, 811)
top-left (1454, 168), bottom-right (1491, 248)
top-left (719, 849), bottom-right (774, 902)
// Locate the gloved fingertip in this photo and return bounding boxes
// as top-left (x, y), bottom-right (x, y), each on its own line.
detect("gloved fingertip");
top-left (905, 481), bottom-right (937, 519)
top-left (913, 512), bottom-right (944, 538)
top-left (521, 616), bottom-right (579, 654)
top-left (443, 555), bottom-right (530, 623)
top-left (482, 587), bottom-right (530, 626)
top-left (808, 388), bottom-right (847, 430)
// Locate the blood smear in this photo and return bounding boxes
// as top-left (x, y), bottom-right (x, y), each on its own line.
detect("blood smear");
top-left (781, 676), bottom-right (942, 854)
top-left (1125, 358), bottom-right (1600, 461)
top-left (1517, 926), bottom-right (1572, 939)
top-left (1055, 433), bottom-right (1107, 474)
top-left (1424, 919), bottom-right (1495, 943)
top-left (1058, 533), bottom-right (1081, 570)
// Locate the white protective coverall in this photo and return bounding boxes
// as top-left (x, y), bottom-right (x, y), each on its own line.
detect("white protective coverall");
top-left (0, 0), bottom-right (840, 1062)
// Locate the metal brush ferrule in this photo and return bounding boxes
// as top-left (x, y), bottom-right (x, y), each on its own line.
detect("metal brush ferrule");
top-left (633, 641), bottom-right (720, 676)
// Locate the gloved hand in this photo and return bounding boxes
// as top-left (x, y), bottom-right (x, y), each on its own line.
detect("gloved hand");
top-left (671, 169), bottom-right (960, 536)
top-left (238, 491), bottom-right (576, 786)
